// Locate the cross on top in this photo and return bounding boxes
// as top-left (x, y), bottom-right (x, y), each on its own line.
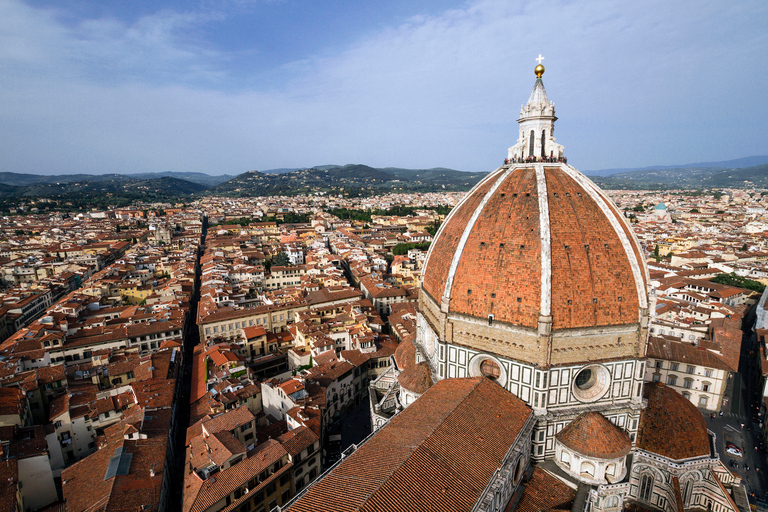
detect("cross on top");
top-left (536, 54), bottom-right (545, 65)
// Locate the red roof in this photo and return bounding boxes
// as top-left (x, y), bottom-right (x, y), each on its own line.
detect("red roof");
top-left (288, 377), bottom-right (532, 512)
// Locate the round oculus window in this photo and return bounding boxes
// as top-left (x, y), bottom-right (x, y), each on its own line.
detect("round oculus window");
top-left (575, 368), bottom-right (596, 390)
top-left (572, 365), bottom-right (610, 402)
top-left (480, 359), bottom-right (501, 379)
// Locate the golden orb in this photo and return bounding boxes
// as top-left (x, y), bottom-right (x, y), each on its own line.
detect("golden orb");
top-left (535, 63), bottom-right (545, 78)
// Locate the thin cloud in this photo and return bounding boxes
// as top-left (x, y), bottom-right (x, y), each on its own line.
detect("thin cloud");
top-left (0, 0), bottom-right (766, 175)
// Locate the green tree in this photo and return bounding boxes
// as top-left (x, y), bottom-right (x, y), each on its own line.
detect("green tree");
top-left (711, 273), bottom-right (765, 293)
top-left (392, 242), bottom-right (431, 255)
top-left (272, 252), bottom-right (291, 267)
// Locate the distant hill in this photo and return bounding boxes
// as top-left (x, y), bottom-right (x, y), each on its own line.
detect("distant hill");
top-left (212, 165), bottom-right (487, 197)
top-left (123, 171), bottom-right (233, 186)
top-left (0, 171), bottom-right (232, 187)
top-left (0, 175), bottom-right (209, 211)
top-left (590, 162), bottom-right (768, 190)
top-left (3, 155), bottom-right (768, 212)
top-left (583, 155), bottom-right (768, 177)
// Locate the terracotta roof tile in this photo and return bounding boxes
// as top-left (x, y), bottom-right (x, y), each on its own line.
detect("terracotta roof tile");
top-left (288, 377), bottom-right (532, 512)
top-left (422, 164), bottom-right (645, 330)
top-left (396, 361), bottom-right (433, 394)
top-left (637, 383), bottom-right (710, 460)
top-left (516, 467), bottom-right (576, 512)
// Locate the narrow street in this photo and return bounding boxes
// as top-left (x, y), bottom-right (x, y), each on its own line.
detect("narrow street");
top-left (168, 215), bottom-right (207, 512)
top-left (703, 307), bottom-right (767, 506)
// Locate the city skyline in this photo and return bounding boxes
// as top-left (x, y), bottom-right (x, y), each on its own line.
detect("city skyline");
top-left (1, 0), bottom-right (766, 176)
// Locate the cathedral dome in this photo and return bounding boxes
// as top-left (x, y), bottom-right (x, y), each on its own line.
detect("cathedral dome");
top-left (422, 162), bottom-right (648, 331)
top-left (418, 70), bottom-right (649, 368)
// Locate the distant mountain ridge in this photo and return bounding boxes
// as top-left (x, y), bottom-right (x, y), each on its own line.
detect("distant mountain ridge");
top-left (2, 157), bottom-right (768, 211)
top-left (583, 155), bottom-right (768, 177)
top-left (589, 162), bottom-right (768, 190)
top-left (211, 164), bottom-right (487, 196)
top-left (0, 171), bottom-right (233, 187)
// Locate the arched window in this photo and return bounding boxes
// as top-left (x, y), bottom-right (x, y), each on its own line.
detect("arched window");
top-left (683, 480), bottom-right (693, 505)
top-left (639, 474), bottom-right (654, 502)
top-left (514, 456), bottom-right (525, 483)
top-left (541, 129), bottom-right (546, 157)
top-left (580, 461), bottom-right (595, 477)
top-left (529, 130), bottom-right (535, 157)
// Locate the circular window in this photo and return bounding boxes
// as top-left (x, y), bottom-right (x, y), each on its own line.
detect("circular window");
top-left (572, 365), bottom-right (610, 402)
top-left (480, 359), bottom-right (501, 379)
top-left (468, 354), bottom-right (507, 383)
top-left (575, 368), bottom-right (596, 390)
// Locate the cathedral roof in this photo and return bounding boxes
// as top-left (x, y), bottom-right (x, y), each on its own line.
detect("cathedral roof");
top-left (637, 383), bottom-right (711, 460)
top-left (422, 163), bottom-right (649, 330)
top-left (287, 377), bottom-right (532, 512)
top-left (555, 411), bottom-right (631, 459)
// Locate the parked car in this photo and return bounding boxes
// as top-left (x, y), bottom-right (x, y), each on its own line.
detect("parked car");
top-left (726, 442), bottom-right (743, 457)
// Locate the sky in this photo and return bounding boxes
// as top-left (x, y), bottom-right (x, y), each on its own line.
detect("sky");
top-left (1, 0), bottom-right (766, 176)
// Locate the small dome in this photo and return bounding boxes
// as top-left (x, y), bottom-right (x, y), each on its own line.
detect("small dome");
top-left (397, 361), bottom-right (433, 395)
top-left (556, 412), bottom-right (631, 459)
top-left (394, 339), bottom-right (416, 371)
top-left (655, 202), bottom-right (667, 210)
top-left (638, 383), bottom-right (710, 460)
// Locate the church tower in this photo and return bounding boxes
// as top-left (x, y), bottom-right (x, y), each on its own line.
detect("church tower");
top-left (414, 60), bottom-right (651, 460)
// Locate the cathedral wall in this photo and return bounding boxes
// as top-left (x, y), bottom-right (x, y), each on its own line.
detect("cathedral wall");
top-left (626, 452), bottom-right (741, 512)
top-left (549, 325), bottom-right (643, 366)
top-left (449, 315), bottom-right (548, 365)
top-left (426, 319), bottom-right (646, 460)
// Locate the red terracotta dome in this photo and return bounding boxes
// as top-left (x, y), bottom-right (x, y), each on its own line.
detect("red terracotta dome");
top-left (397, 361), bottom-right (434, 395)
top-left (637, 383), bottom-right (710, 460)
top-left (555, 411), bottom-right (631, 459)
top-left (422, 163), bottom-right (648, 331)
top-left (394, 339), bottom-right (416, 371)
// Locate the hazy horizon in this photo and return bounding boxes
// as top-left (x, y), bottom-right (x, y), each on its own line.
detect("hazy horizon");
top-left (1, 0), bottom-right (766, 176)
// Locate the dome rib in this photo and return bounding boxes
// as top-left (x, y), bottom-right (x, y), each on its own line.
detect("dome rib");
top-left (421, 169), bottom-right (502, 303)
top-left (559, 165), bottom-right (648, 310)
top-left (535, 164), bottom-right (552, 319)
top-left (442, 166), bottom-right (515, 307)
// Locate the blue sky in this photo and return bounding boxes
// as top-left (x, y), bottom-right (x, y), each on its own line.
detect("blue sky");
top-left (1, 0), bottom-right (766, 175)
